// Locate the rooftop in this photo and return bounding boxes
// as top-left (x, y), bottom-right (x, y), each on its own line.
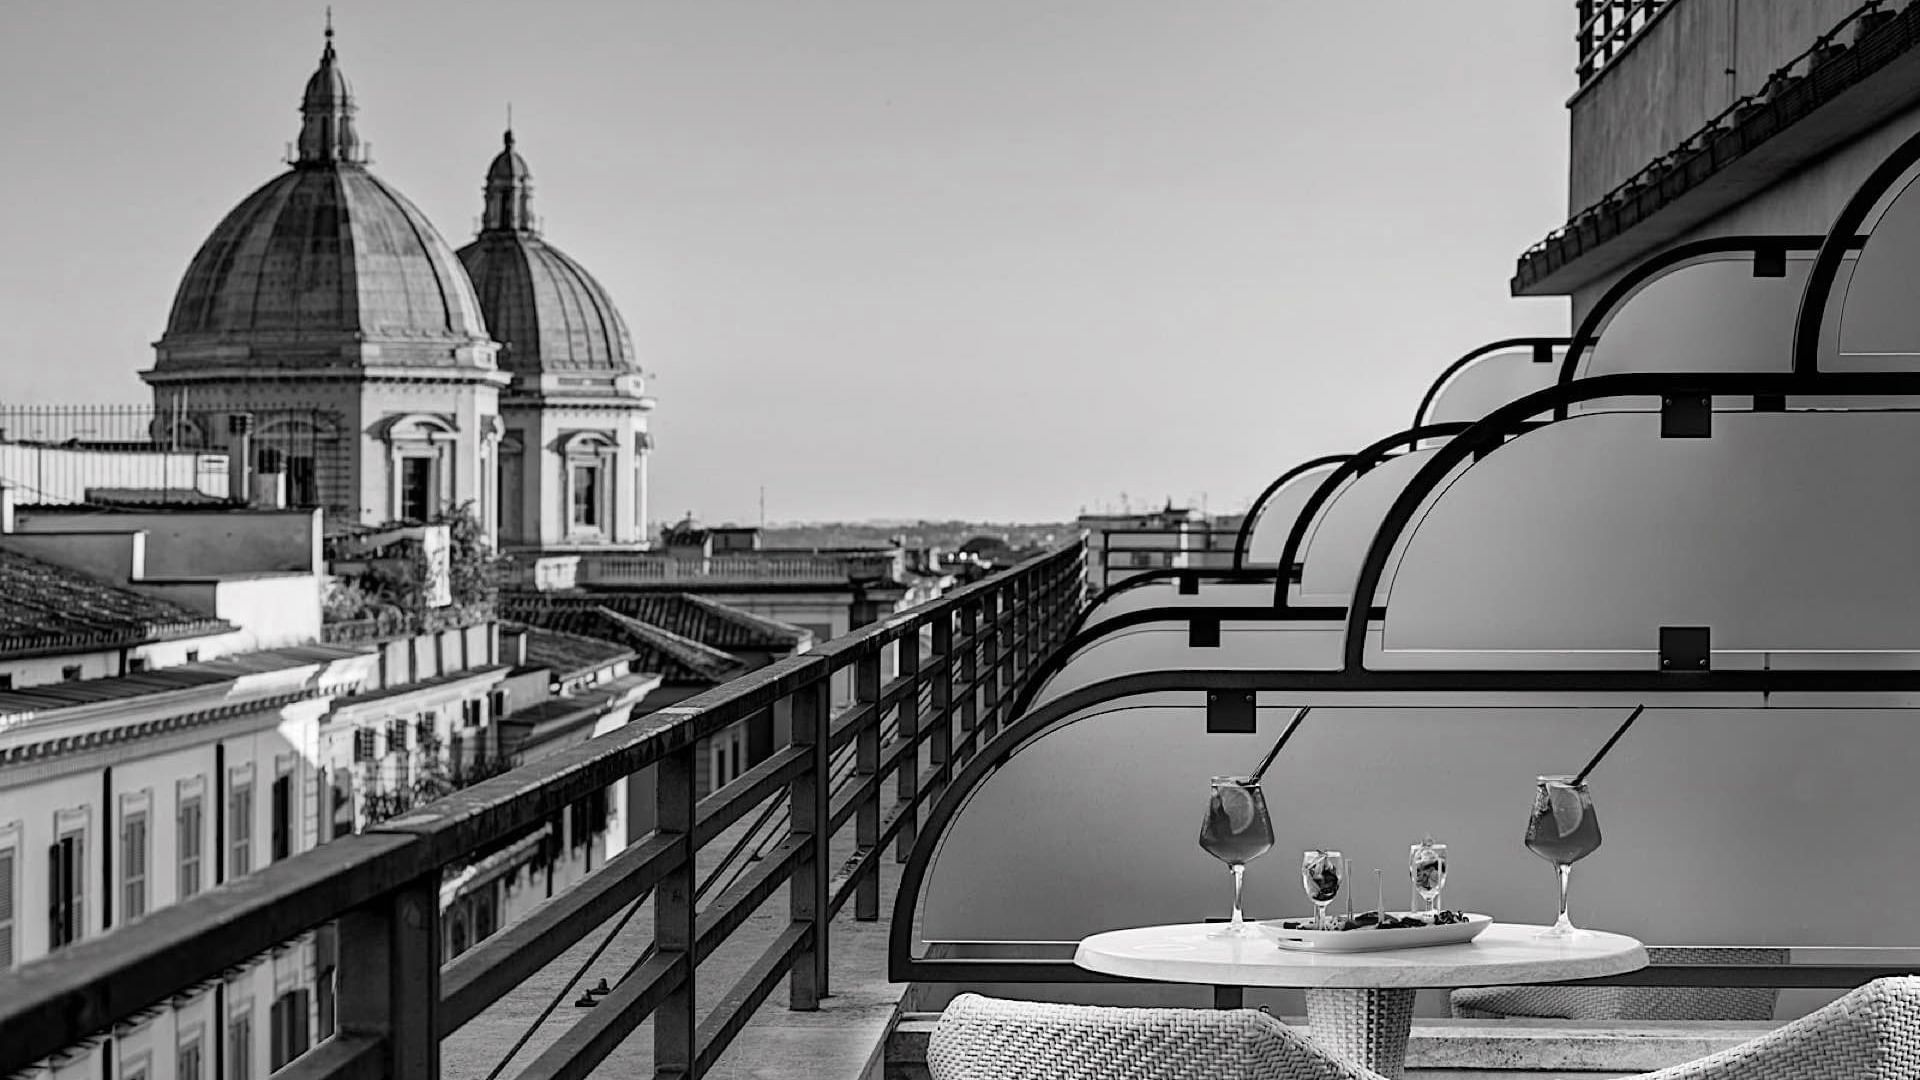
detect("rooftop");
top-left (0, 544), bottom-right (233, 659)
top-left (514, 624), bottom-right (637, 680)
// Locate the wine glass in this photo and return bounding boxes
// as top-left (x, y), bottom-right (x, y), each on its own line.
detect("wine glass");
top-left (1197, 776), bottom-right (1274, 937)
top-left (1523, 776), bottom-right (1601, 937)
top-left (1410, 837), bottom-right (1448, 914)
top-left (1301, 850), bottom-right (1342, 930)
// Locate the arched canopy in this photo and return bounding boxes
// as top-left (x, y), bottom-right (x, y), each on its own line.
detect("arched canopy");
top-left (1236, 456), bottom-right (1346, 570)
top-left (1416, 338), bottom-right (1565, 428)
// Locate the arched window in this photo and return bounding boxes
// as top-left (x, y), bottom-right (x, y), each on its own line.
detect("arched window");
top-left (556, 431), bottom-right (618, 536)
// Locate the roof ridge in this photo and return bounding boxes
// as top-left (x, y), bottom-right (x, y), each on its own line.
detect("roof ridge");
top-left (591, 606), bottom-right (741, 670)
top-left (677, 593), bottom-right (812, 642)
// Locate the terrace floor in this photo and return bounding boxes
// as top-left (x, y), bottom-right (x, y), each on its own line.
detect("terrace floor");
top-left (445, 797), bottom-right (912, 1080)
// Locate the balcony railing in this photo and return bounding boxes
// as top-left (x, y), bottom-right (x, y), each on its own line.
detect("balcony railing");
top-left (0, 403), bottom-right (349, 510)
top-left (0, 539), bottom-right (1086, 1080)
top-left (1576, 0), bottom-right (1675, 84)
top-left (576, 551), bottom-right (906, 587)
top-left (1092, 527), bottom-right (1242, 590)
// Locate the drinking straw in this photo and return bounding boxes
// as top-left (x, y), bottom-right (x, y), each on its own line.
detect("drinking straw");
top-left (1247, 707), bottom-right (1312, 784)
top-left (1573, 704), bottom-right (1646, 785)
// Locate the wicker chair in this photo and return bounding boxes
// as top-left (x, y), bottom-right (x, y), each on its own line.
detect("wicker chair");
top-left (925, 993), bottom-right (1380, 1080)
top-left (1634, 976), bottom-right (1920, 1079)
top-left (929, 979), bottom-right (1920, 1080)
top-left (1451, 947), bottom-right (1788, 1021)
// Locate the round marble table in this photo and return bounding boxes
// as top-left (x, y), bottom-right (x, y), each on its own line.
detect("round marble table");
top-left (1074, 922), bottom-right (1646, 1078)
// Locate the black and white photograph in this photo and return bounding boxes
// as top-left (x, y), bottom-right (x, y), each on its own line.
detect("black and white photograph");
top-left (4, 2), bottom-right (1920, 1078)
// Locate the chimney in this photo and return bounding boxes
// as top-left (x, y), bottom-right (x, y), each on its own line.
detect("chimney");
top-left (225, 413), bottom-right (254, 505)
top-left (500, 625), bottom-right (530, 666)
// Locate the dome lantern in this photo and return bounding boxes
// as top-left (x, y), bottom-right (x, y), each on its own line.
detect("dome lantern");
top-left (295, 17), bottom-right (364, 167)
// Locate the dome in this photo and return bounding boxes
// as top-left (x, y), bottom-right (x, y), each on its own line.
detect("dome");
top-left (456, 131), bottom-right (640, 377)
top-left (153, 28), bottom-right (493, 372)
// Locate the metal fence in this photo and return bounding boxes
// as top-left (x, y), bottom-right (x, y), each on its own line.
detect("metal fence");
top-left (0, 540), bottom-right (1088, 1080)
top-left (1576, 0), bottom-right (1674, 84)
top-left (0, 404), bottom-right (351, 511)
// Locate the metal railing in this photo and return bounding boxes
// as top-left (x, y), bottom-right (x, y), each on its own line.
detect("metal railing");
top-left (0, 403), bottom-right (349, 511)
top-left (1576, 0), bottom-right (1676, 84)
top-left (1094, 527), bottom-right (1242, 590)
top-left (0, 539), bottom-right (1086, 1080)
top-left (575, 551), bottom-right (905, 588)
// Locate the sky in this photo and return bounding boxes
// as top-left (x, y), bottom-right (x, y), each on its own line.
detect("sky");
top-left (0, 1), bottom-right (1574, 525)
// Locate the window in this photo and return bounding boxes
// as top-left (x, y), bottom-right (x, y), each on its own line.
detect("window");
top-left (122, 810), bottom-right (148, 920)
top-left (415, 713), bottom-right (436, 747)
top-left (570, 463), bottom-right (601, 529)
top-left (0, 845), bottom-right (14, 969)
top-left (128, 657), bottom-right (149, 674)
top-left (186, 649), bottom-right (200, 663)
top-left (270, 775), bottom-right (291, 862)
top-left (228, 1009), bottom-right (254, 1080)
top-left (49, 830), bottom-right (83, 948)
top-left (61, 664), bottom-right (82, 681)
top-left (462, 699), bottom-right (482, 728)
top-left (178, 795), bottom-right (203, 899)
top-left (0, 674), bottom-right (11, 690)
top-left (386, 718), bottom-right (408, 756)
top-left (176, 1033), bottom-right (203, 1080)
top-left (269, 990), bottom-right (310, 1071)
top-left (490, 690), bottom-right (508, 720)
top-left (400, 456), bottom-right (434, 522)
top-left (229, 783), bottom-right (253, 878)
top-left (352, 728), bottom-right (376, 763)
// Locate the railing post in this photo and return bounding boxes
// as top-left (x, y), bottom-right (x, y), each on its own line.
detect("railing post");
top-left (1006, 580), bottom-right (1021, 707)
top-left (930, 613), bottom-right (954, 798)
top-left (656, 743), bottom-right (697, 1079)
top-left (854, 650), bottom-right (882, 920)
top-left (788, 678), bottom-right (831, 1009)
top-left (336, 870), bottom-right (440, 1080)
top-left (895, 628), bottom-right (921, 864)
top-left (980, 591), bottom-right (1002, 742)
top-left (957, 602), bottom-right (979, 763)
top-left (1014, 572), bottom-right (1032, 677)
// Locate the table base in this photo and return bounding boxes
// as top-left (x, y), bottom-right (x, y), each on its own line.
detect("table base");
top-left (1305, 987), bottom-right (1416, 1079)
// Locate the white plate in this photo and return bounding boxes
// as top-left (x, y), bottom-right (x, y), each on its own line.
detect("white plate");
top-left (1256, 913), bottom-right (1493, 952)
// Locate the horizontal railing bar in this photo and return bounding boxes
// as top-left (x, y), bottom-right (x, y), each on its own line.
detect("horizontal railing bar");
top-left (693, 745), bottom-right (810, 848)
top-left (829, 772), bottom-right (880, 834)
top-left (691, 923), bottom-right (813, 1076)
top-left (377, 652), bottom-right (832, 870)
top-left (514, 951), bottom-right (686, 1080)
top-left (0, 831), bottom-right (418, 1072)
top-left (829, 700), bottom-right (878, 752)
top-left (272, 1034), bottom-right (385, 1080)
top-left (828, 848), bottom-right (879, 920)
top-left (693, 839), bottom-right (807, 964)
top-left (440, 832), bottom-right (685, 1031)
top-left (878, 671), bottom-right (920, 711)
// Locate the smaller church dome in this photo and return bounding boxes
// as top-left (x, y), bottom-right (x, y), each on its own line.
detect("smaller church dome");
top-left (457, 131), bottom-right (640, 377)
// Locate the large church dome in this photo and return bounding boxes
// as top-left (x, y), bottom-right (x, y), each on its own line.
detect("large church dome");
top-left (152, 30), bottom-right (493, 373)
top-left (456, 132), bottom-right (640, 378)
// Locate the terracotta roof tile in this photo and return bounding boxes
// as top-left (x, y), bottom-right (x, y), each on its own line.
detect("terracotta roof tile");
top-left (0, 546), bottom-right (234, 659)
